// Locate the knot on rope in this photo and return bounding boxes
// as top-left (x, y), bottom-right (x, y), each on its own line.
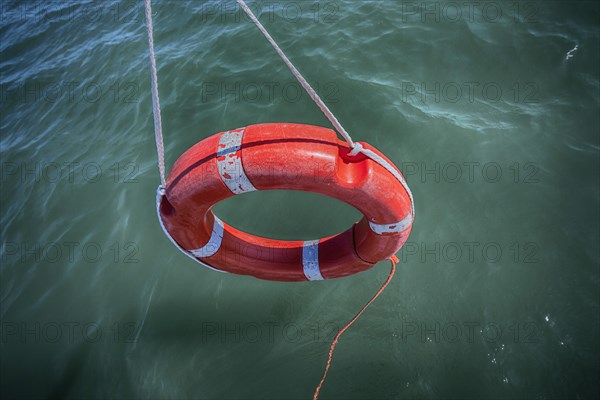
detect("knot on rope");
top-left (348, 142), bottom-right (363, 156)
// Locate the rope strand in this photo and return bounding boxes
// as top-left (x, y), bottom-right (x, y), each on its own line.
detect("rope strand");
top-left (144, 0), bottom-right (166, 188)
top-left (236, 0), bottom-right (355, 148)
top-left (313, 256), bottom-right (399, 400)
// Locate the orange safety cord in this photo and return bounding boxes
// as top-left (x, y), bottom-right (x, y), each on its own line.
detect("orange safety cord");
top-left (313, 255), bottom-right (399, 400)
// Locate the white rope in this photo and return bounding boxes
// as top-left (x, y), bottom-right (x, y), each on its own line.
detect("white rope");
top-left (236, 0), bottom-right (355, 148)
top-left (146, 0), bottom-right (223, 270)
top-left (144, 0), bottom-right (166, 188)
top-left (236, 0), bottom-right (414, 216)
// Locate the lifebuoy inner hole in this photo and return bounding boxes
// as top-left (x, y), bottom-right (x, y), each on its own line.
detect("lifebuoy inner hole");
top-left (211, 189), bottom-right (362, 241)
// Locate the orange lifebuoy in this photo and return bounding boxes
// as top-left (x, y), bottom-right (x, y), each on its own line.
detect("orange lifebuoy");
top-left (157, 123), bottom-right (413, 281)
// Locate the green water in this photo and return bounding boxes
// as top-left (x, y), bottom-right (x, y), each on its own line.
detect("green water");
top-left (1, 1), bottom-right (599, 399)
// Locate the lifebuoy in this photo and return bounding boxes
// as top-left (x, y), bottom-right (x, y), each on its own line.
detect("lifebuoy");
top-left (157, 123), bottom-right (413, 281)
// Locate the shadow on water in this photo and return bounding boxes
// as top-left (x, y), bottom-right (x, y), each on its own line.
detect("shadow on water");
top-left (44, 336), bottom-right (138, 400)
top-left (114, 296), bottom-right (333, 399)
top-left (46, 341), bottom-right (92, 400)
top-left (130, 296), bottom-right (274, 344)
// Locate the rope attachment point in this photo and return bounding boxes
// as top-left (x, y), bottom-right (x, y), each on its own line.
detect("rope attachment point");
top-left (348, 142), bottom-right (364, 157)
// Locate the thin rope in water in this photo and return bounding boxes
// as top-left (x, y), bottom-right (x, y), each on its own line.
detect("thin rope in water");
top-left (236, 0), bottom-right (355, 148)
top-left (144, 0), bottom-right (166, 188)
top-left (313, 256), bottom-right (398, 400)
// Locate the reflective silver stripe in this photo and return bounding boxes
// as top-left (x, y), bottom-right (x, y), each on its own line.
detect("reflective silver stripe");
top-left (217, 128), bottom-right (256, 194)
top-left (190, 216), bottom-right (224, 258)
top-left (302, 240), bottom-right (323, 281)
top-left (156, 187), bottom-right (225, 273)
top-left (368, 214), bottom-right (413, 235)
